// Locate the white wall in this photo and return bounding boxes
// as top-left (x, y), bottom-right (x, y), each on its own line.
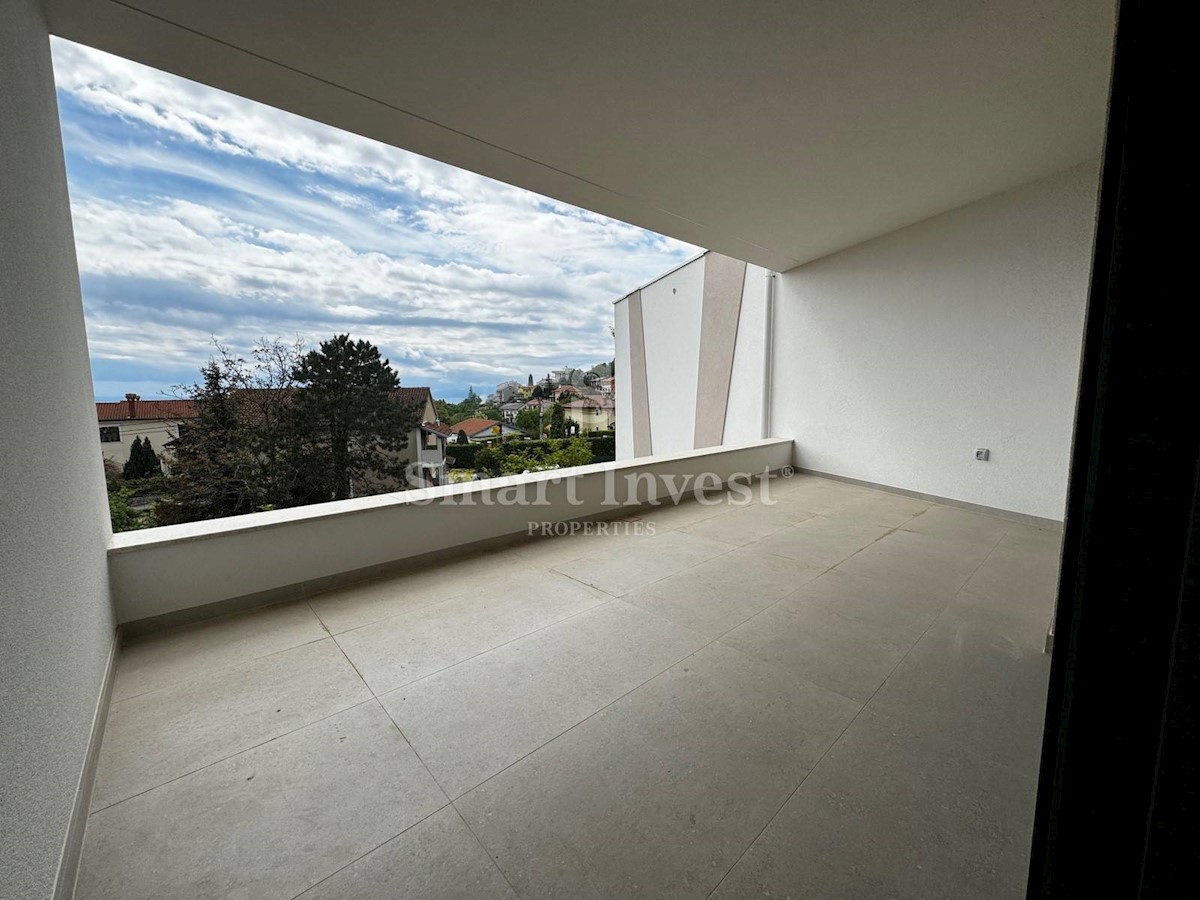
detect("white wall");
top-left (724, 266), bottom-right (772, 442)
top-left (773, 162), bottom-right (1100, 520)
top-left (614, 255), bottom-right (772, 460)
top-left (614, 299), bottom-right (633, 459)
top-left (0, 2), bottom-right (117, 897)
top-left (99, 418), bottom-right (181, 471)
top-left (640, 255), bottom-right (705, 457)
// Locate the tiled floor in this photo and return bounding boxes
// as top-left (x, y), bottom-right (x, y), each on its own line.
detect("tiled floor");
top-left (75, 474), bottom-right (1061, 899)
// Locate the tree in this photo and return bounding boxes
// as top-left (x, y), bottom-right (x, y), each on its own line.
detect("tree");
top-left (457, 429), bottom-right (469, 445)
top-left (161, 338), bottom-right (304, 521)
top-left (123, 436), bottom-right (162, 480)
top-left (515, 406), bottom-right (543, 436)
top-left (477, 402), bottom-right (502, 422)
top-left (548, 403), bottom-right (566, 439)
top-left (162, 358), bottom-right (257, 521)
top-left (284, 335), bottom-right (421, 501)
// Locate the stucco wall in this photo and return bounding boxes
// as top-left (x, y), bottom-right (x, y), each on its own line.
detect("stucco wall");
top-left (0, 2), bottom-right (117, 897)
top-left (615, 254), bottom-right (772, 460)
top-left (640, 256), bottom-right (705, 457)
top-left (773, 162), bottom-right (1100, 520)
top-left (99, 418), bottom-right (182, 470)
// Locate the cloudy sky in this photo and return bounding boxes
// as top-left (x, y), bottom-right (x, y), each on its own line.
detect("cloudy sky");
top-left (50, 38), bottom-right (698, 402)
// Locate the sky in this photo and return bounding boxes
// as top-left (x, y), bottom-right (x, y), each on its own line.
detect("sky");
top-left (49, 38), bottom-right (698, 403)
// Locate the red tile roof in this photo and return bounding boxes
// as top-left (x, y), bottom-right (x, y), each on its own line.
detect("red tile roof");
top-left (98, 387), bottom-right (433, 424)
top-left (422, 421), bottom-right (453, 435)
top-left (563, 397), bottom-right (615, 409)
top-left (449, 418), bottom-right (503, 437)
top-left (96, 399), bottom-right (198, 421)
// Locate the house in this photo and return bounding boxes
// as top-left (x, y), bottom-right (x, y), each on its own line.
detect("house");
top-left (552, 383), bottom-right (586, 402)
top-left (96, 393), bottom-right (197, 474)
top-left (411, 420), bottom-right (451, 486)
top-left (562, 396), bottom-right (616, 432)
top-left (493, 380), bottom-right (523, 403)
top-left (7, 5), bottom-right (1188, 900)
top-left (499, 400), bottom-right (525, 424)
top-left (392, 387), bottom-right (446, 486)
top-left (448, 417), bottom-right (525, 443)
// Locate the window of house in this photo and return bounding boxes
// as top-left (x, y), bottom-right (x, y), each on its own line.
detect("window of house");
top-left (99, 426), bottom-right (120, 442)
top-left (424, 432), bottom-right (438, 449)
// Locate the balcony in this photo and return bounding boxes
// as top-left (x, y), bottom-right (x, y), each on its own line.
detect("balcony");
top-left (75, 472), bottom-right (1059, 899)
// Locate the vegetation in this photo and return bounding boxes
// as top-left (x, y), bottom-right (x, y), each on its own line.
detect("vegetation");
top-left (107, 485), bottom-right (148, 532)
top-left (471, 437), bottom-right (594, 476)
top-left (285, 335), bottom-right (421, 501)
top-left (515, 405), bottom-right (545, 437)
top-left (122, 436), bottom-right (162, 479)
top-left (548, 403), bottom-right (566, 438)
top-left (145, 334), bottom-right (421, 526)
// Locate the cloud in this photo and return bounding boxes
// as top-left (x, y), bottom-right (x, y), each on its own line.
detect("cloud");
top-left (49, 38), bottom-right (699, 400)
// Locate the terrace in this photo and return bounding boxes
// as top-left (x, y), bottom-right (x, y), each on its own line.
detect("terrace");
top-left (76, 473), bottom-right (1058, 898)
top-left (7, 2), bottom-right (1187, 899)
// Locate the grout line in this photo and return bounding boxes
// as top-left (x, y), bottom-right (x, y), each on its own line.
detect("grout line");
top-left (369, 698), bottom-right (526, 897)
top-left (359, 596), bottom-right (615, 699)
top-left (450, 800), bottom-right (525, 898)
top-left (111, 630), bottom-right (332, 705)
top-left (704, 515), bottom-right (1015, 897)
top-left (285, 799), bottom-right (455, 899)
top-left (87, 696), bottom-right (380, 815)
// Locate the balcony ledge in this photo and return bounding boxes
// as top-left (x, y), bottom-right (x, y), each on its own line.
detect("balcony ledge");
top-left (108, 439), bottom-right (793, 626)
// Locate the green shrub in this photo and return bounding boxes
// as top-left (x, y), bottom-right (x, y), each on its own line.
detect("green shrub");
top-left (446, 442), bottom-right (478, 469)
top-left (474, 445), bottom-right (505, 476)
top-left (108, 486), bottom-right (148, 532)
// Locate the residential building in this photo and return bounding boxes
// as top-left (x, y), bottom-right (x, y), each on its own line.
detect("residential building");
top-left (498, 400), bottom-right (525, 424)
top-left (563, 395), bottom-right (616, 432)
top-left (493, 380), bottom-right (523, 403)
top-left (448, 417), bottom-right (525, 443)
top-left (411, 421), bottom-right (450, 486)
top-left (392, 387), bottom-right (445, 485)
top-left (96, 393), bottom-right (197, 474)
top-left (5, 5), bottom-right (1187, 900)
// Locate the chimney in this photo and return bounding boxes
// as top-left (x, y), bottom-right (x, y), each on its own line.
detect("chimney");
top-left (125, 393), bottom-right (140, 419)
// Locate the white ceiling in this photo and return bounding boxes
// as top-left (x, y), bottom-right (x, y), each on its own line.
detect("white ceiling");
top-left (43, 0), bottom-right (1116, 271)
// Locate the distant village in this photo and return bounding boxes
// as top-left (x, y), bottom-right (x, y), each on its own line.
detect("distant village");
top-left (97, 360), bottom-right (616, 527)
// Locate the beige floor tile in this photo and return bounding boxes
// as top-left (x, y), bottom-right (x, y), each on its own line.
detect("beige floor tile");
top-left (296, 806), bottom-right (516, 899)
top-left (776, 566), bottom-right (951, 647)
top-left (457, 643), bottom-right (860, 899)
top-left (380, 602), bottom-right (706, 796)
top-left (113, 601), bottom-right (327, 702)
top-left (721, 604), bottom-right (909, 702)
top-left (335, 571), bottom-right (608, 694)
top-left (751, 516), bottom-right (891, 571)
top-left (870, 603), bottom-right (1052, 775)
top-left (93, 638), bottom-right (370, 811)
top-left (623, 546), bottom-right (824, 638)
top-left (552, 529), bottom-right (737, 595)
top-left (712, 708), bottom-right (1039, 900)
top-left (76, 702), bottom-right (447, 900)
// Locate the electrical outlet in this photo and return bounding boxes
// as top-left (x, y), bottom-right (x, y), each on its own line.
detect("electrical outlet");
top-left (975, 448), bottom-right (990, 461)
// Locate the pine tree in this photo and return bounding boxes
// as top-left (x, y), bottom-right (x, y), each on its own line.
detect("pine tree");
top-left (549, 403), bottom-right (566, 439)
top-left (283, 335), bottom-right (421, 501)
top-left (122, 437), bottom-right (142, 480)
top-left (123, 436), bottom-right (162, 479)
